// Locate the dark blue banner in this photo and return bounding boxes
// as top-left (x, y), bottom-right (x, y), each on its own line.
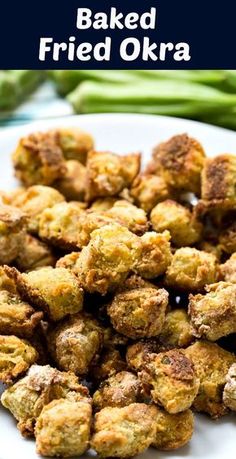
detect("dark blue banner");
top-left (0, 0), bottom-right (235, 69)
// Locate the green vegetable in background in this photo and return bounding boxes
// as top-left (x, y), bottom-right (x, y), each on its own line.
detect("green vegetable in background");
top-left (0, 71), bottom-right (44, 111)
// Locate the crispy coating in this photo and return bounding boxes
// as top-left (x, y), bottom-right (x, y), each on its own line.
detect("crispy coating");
top-left (86, 150), bottom-right (140, 201)
top-left (189, 282), bottom-right (236, 341)
top-left (139, 349), bottom-right (199, 413)
top-left (91, 403), bottom-right (158, 458)
top-left (54, 160), bottom-right (87, 201)
top-left (12, 185), bottom-right (65, 234)
top-left (106, 200), bottom-right (148, 235)
top-left (1, 364), bottom-right (90, 437)
top-left (7, 266), bottom-right (84, 322)
top-left (90, 348), bottom-right (127, 383)
top-left (223, 363), bottom-right (236, 411)
top-left (134, 231), bottom-right (172, 279)
top-left (55, 127), bottom-right (94, 163)
top-left (39, 201), bottom-right (86, 250)
top-left (0, 335), bottom-right (38, 383)
top-left (35, 398), bottom-right (92, 457)
top-left (201, 154), bottom-right (236, 203)
top-left (198, 240), bottom-right (222, 260)
top-left (74, 223), bottom-right (141, 295)
top-left (126, 340), bottom-right (170, 372)
top-left (121, 274), bottom-right (158, 291)
top-left (159, 309), bottom-right (194, 348)
top-left (220, 253), bottom-right (236, 282)
top-left (107, 287), bottom-right (168, 339)
top-left (48, 313), bottom-right (104, 375)
top-left (90, 197), bottom-right (118, 212)
top-left (147, 134), bottom-right (205, 194)
top-left (219, 221), bottom-right (236, 254)
top-left (0, 289), bottom-right (43, 338)
top-left (185, 341), bottom-right (236, 418)
top-left (16, 234), bottom-right (55, 271)
top-left (0, 203), bottom-right (26, 264)
top-left (130, 173), bottom-right (170, 213)
top-left (12, 131), bottom-right (66, 186)
top-left (93, 371), bottom-right (141, 410)
top-left (153, 408), bottom-right (194, 451)
top-left (150, 200), bottom-right (202, 247)
top-left (56, 252), bottom-right (80, 270)
top-left (165, 247), bottom-right (218, 291)
top-left (0, 266), bottom-right (17, 293)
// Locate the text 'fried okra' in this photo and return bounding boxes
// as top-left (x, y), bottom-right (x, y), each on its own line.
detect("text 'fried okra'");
top-left (107, 287), bottom-right (168, 339)
top-left (91, 403), bottom-right (157, 458)
top-left (139, 349), bottom-right (199, 413)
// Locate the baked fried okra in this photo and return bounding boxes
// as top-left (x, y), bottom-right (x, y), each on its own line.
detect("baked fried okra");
top-left (0, 335), bottom-right (38, 383)
top-left (130, 173), bottom-right (170, 213)
top-left (165, 247), bottom-right (218, 291)
top-left (147, 133), bottom-right (205, 195)
top-left (74, 223), bottom-right (141, 295)
top-left (159, 309), bottom-right (193, 348)
top-left (90, 348), bottom-right (127, 383)
top-left (12, 185), bottom-right (65, 234)
top-left (107, 287), bottom-right (168, 339)
top-left (105, 200), bottom-right (148, 235)
top-left (134, 231), bottom-right (172, 279)
top-left (201, 154), bottom-right (236, 209)
top-left (220, 253), bottom-right (236, 282)
top-left (35, 398), bottom-right (92, 457)
top-left (16, 233), bottom-right (55, 271)
top-left (185, 341), bottom-right (236, 418)
top-left (91, 403), bottom-right (158, 458)
top-left (219, 221), bottom-right (236, 254)
top-left (6, 266), bottom-right (84, 321)
top-left (139, 349), bottom-right (199, 413)
top-left (189, 282), bottom-right (236, 341)
top-left (86, 150), bottom-right (140, 201)
top-left (93, 371), bottom-right (141, 410)
top-left (1, 364), bottom-right (90, 437)
top-left (150, 200), bottom-right (202, 247)
top-left (90, 197), bottom-right (118, 212)
top-left (48, 313), bottom-right (104, 375)
top-left (0, 203), bottom-right (26, 264)
top-left (55, 127), bottom-right (94, 163)
top-left (153, 408), bottom-right (194, 451)
top-left (0, 289), bottom-right (43, 338)
top-left (223, 363), bottom-right (236, 411)
top-left (54, 160), bottom-right (87, 201)
top-left (12, 131), bottom-right (66, 186)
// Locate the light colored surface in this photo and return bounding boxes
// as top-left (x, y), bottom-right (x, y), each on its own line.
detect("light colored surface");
top-left (0, 113), bottom-right (236, 459)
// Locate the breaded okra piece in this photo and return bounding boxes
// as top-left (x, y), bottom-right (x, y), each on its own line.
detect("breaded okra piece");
top-left (153, 408), bottom-right (194, 451)
top-left (12, 185), bottom-right (65, 234)
top-left (90, 197), bottom-right (118, 212)
top-left (54, 126), bottom-right (94, 163)
top-left (130, 173), bottom-right (170, 213)
top-left (54, 159), bottom-right (87, 201)
top-left (126, 340), bottom-right (169, 372)
top-left (1, 364), bottom-right (90, 437)
top-left (189, 282), bottom-right (236, 341)
top-left (93, 371), bottom-right (141, 410)
top-left (6, 266), bottom-right (84, 322)
top-left (105, 200), bottom-right (148, 235)
top-left (165, 247), bottom-right (218, 291)
top-left (201, 154), bottom-right (236, 204)
top-left (185, 341), bottom-right (236, 418)
top-left (56, 252), bottom-right (80, 270)
top-left (107, 287), bottom-right (168, 339)
top-left (139, 349), bottom-right (199, 413)
top-left (219, 221), bottom-right (236, 254)
top-left (90, 348), bottom-right (127, 383)
top-left (74, 223), bottom-right (141, 295)
top-left (0, 203), bottom-right (26, 264)
top-left (220, 253), bottom-right (236, 283)
top-left (150, 200), bottom-right (202, 247)
top-left (91, 403), bottom-right (158, 458)
top-left (86, 150), bottom-right (140, 201)
top-left (134, 231), bottom-right (172, 279)
top-left (159, 309), bottom-right (194, 348)
top-left (147, 133), bottom-right (205, 195)
top-left (0, 335), bottom-right (38, 384)
top-left (16, 233), bottom-right (55, 271)
top-left (0, 289), bottom-right (43, 338)
top-left (223, 363), bottom-right (236, 411)
top-left (12, 131), bottom-right (66, 186)
top-left (48, 313), bottom-right (104, 375)
top-left (35, 398), bottom-right (92, 457)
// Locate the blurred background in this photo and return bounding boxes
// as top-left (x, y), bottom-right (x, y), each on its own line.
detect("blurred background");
top-left (1, 70), bottom-right (236, 129)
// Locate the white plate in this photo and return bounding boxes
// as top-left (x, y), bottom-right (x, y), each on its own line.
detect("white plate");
top-left (0, 113), bottom-right (236, 459)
